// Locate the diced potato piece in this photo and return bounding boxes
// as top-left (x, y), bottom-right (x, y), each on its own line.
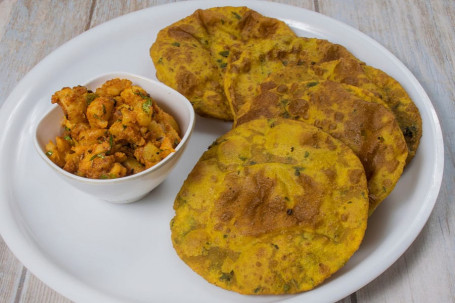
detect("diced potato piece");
top-left (46, 78), bottom-right (182, 179)
top-left (87, 96), bottom-right (114, 128)
top-left (96, 79), bottom-right (132, 97)
top-left (108, 163), bottom-right (127, 178)
top-left (123, 157), bottom-right (145, 174)
top-left (143, 142), bottom-right (161, 164)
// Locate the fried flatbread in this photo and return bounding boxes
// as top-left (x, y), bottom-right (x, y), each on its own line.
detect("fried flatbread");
top-left (314, 57), bottom-right (422, 163)
top-left (171, 118), bottom-right (369, 294)
top-left (150, 6), bottom-right (296, 120)
top-left (235, 80), bottom-right (408, 214)
top-left (224, 37), bottom-right (421, 163)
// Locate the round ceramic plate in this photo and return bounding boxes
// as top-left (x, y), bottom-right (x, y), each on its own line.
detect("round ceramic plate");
top-left (0, 1), bottom-right (444, 302)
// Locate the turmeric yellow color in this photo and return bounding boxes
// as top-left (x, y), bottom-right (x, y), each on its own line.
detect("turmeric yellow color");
top-left (171, 118), bottom-right (369, 294)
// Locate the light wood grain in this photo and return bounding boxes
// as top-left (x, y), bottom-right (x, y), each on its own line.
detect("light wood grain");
top-left (0, 1), bottom-right (453, 302)
top-left (0, 236), bottom-right (23, 303)
top-left (319, 1), bottom-right (455, 302)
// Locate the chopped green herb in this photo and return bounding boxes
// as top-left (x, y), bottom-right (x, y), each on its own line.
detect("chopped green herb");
top-left (294, 166), bottom-right (305, 176)
top-left (403, 125), bottom-right (417, 138)
top-left (134, 91), bottom-right (153, 114)
top-left (231, 11), bottom-right (242, 20)
top-left (219, 62), bottom-right (227, 68)
top-left (142, 98), bottom-right (152, 114)
top-left (171, 42), bottom-right (180, 47)
top-left (86, 93), bottom-right (98, 105)
top-left (306, 81), bottom-right (318, 87)
top-left (157, 57), bottom-right (163, 64)
top-left (219, 270), bottom-right (234, 282)
top-left (64, 135), bottom-right (72, 141)
top-left (304, 151), bottom-right (310, 158)
top-left (90, 153), bottom-right (105, 161)
top-left (45, 151), bottom-right (53, 156)
top-left (102, 104), bottom-right (106, 114)
top-left (219, 50), bottom-right (230, 57)
top-left (280, 111), bottom-right (290, 118)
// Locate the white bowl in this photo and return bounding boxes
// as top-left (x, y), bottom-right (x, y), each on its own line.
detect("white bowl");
top-left (34, 72), bottom-right (195, 203)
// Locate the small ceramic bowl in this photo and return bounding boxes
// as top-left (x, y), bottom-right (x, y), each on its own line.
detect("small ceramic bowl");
top-left (34, 72), bottom-right (195, 203)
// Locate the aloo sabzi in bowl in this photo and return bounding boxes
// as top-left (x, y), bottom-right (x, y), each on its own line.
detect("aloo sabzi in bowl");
top-left (34, 72), bottom-right (195, 203)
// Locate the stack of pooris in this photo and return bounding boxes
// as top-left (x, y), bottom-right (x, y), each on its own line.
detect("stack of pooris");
top-left (150, 6), bottom-right (296, 120)
top-left (225, 37), bottom-right (422, 163)
top-left (150, 6), bottom-right (423, 295)
top-left (235, 79), bottom-right (408, 214)
top-left (171, 118), bottom-right (369, 294)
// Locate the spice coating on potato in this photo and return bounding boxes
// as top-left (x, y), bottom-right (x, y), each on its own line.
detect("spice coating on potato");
top-left (45, 78), bottom-right (181, 179)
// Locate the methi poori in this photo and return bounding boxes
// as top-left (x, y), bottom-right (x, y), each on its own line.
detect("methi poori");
top-left (235, 79), bottom-right (408, 214)
top-left (150, 6), bottom-right (296, 120)
top-left (149, 5), bottom-right (423, 295)
top-left (224, 36), bottom-right (422, 163)
top-left (171, 118), bottom-right (369, 294)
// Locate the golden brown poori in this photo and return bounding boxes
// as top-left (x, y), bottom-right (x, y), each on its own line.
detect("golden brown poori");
top-left (148, 6), bottom-right (423, 295)
top-left (171, 118), bottom-right (369, 294)
top-left (235, 79), bottom-right (408, 214)
top-left (225, 36), bottom-right (422, 163)
top-left (150, 6), bottom-right (297, 120)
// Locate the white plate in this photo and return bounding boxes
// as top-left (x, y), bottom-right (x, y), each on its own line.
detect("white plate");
top-left (0, 1), bottom-right (444, 302)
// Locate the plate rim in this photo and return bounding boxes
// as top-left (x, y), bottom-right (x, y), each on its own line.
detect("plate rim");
top-left (0, 1), bottom-right (444, 302)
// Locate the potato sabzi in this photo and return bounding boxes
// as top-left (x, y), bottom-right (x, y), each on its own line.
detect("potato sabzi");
top-left (171, 118), bottom-right (369, 294)
top-left (45, 78), bottom-right (181, 179)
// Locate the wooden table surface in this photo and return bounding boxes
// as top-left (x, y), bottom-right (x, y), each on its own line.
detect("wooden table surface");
top-left (0, 0), bottom-right (453, 302)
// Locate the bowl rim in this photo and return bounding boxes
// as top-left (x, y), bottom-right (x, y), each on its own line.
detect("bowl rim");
top-left (33, 72), bottom-right (196, 184)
